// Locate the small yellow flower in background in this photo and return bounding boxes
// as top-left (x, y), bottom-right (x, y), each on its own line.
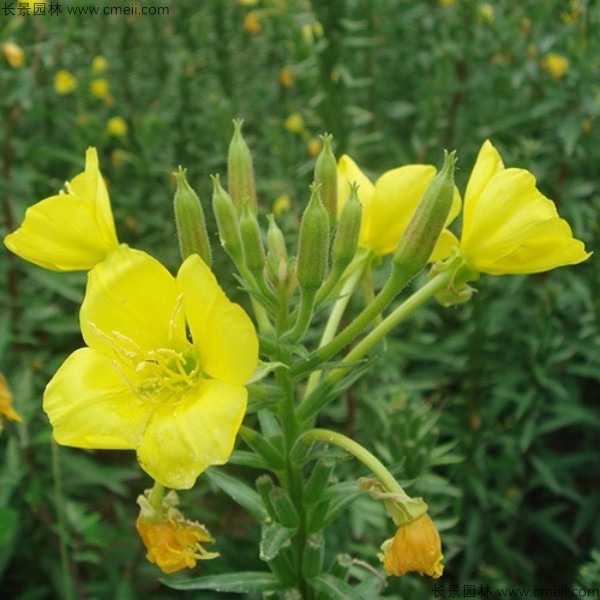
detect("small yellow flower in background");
top-left (438, 0), bottom-right (455, 7)
top-left (337, 154), bottom-right (461, 258)
top-left (2, 41), bottom-right (25, 69)
top-left (238, 0), bottom-right (258, 6)
top-left (457, 140), bottom-right (590, 275)
top-left (306, 137), bottom-right (322, 157)
top-left (91, 55), bottom-right (108, 74)
top-left (580, 118), bottom-right (592, 134)
top-left (4, 148), bottom-right (119, 271)
top-left (273, 194), bottom-right (291, 216)
top-left (278, 66), bottom-right (294, 87)
top-left (136, 489), bottom-right (218, 574)
top-left (43, 246), bottom-right (259, 489)
top-left (90, 78), bottom-right (110, 100)
top-left (54, 70), bottom-right (77, 95)
top-left (0, 374), bottom-right (22, 427)
top-left (243, 11), bottom-right (262, 34)
top-left (541, 53), bottom-right (570, 79)
top-left (284, 111), bottom-right (304, 134)
top-left (478, 3), bottom-right (495, 22)
top-left (106, 116), bottom-right (128, 137)
top-left (381, 514), bottom-right (444, 578)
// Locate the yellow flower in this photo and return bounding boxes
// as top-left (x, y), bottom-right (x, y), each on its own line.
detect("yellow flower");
top-left (243, 11), bottom-right (262, 34)
top-left (90, 78), bottom-right (110, 100)
top-left (2, 41), bottom-right (25, 69)
top-left (380, 514), bottom-right (444, 578)
top-left (54, 70), bottom-right (77, 95)
top-left (337, 154), bottom-right (460, 258)
top-left (541, 53), bottom-right (569, 79)
top-left (478, 3), bottom-right (495, 22)
top-left (43, 246), bottom-right (259, 489)
top-left (4, 148), bottom-right (118, 271)
top-left (0, 374), bottom-right (22, 426)
top-left (136, 489), bottom-right (218, 574)
top-left (278, 66), bottom-right (294, 87)
top-left (272, 194), bottom-right (291, 216)
top-left (458, 140), bottom-right (590, 275)
top-left (284, 112), bottom-right (304, 134)
top-left (91, 55), bottom-right (108, 74)
top-left (438, 0), bottom-right (455, 6)
top-left (306, 137), bottom-right (322, 157)
top-left (106, 116), bottom-right (128, 137)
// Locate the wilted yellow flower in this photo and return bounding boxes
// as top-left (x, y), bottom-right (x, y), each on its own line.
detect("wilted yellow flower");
top-left (2, 41), bottom-right (25, 69)
top-left (541, 53), bottom-right (569, 79)
top-left (91, 55), bottom-right (108, 73)
top-left (243, 11), bottom-right (262, 34)
top-left (0, 374), bottom-right (22, 426)
top-left (90, 78), bottom-right (110, 100)
top-left (306, 137), bottom-right (322, 157)
top-left (136, 489), bottom-right (218, 574)
top-left (106, 116), bottom-right (128, 137)
top-left (381, 514), bottom-right (444, 578)
top-left (284, 112), bottom-right (304, 133)
top-left (54, 70), bottom-right (77, 95)
top-left (278, 66), bottom-right (294, 87)
top-left (457, 140), bottom-right (590, 275)
top-left (337, 154), bottom-right (461, 258)
top-left (4, 148), bottom-right (118, 271)
top-left (43, 246), bottom-right (258, 489)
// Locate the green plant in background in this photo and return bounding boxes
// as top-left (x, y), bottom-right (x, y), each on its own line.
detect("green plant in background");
top-left (2, 116), bottom-right (590, 598)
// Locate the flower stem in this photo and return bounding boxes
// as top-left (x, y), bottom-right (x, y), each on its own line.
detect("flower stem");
top-left (297, 429), bottom-right (406, 495)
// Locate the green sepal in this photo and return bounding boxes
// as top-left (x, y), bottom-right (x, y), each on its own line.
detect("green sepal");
top-left (259, 522), bottom-right (296, 561)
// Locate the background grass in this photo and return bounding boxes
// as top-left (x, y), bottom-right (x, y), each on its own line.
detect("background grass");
top-left (1, 0), bottom-right (599, 598)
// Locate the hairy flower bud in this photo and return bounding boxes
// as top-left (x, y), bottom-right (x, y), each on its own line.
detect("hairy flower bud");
top-left (331, 182), bottom-right (362, 272)
top-left (239, 200), bottom-right (266, 276)
top-left (392, 151), bottom-right (456, 282)
top-left (173, 167), bottom-right (212, 266)
top-left (296, 185), bottom-right (330, 292)
top-left (211, 174), bottom-right (243, 261)
top-left (228, 119), bottom-right (257, 213)
top-left (314, 133), bottom-right (337, 229)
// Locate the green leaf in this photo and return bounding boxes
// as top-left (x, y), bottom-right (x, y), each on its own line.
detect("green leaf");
top-left (163, 571), bottom-right (283, 592)
top-left (259, 522), bottom-right (295, 561)
top-left (0, 508), bottom-right (17, 546)
top-left (311, 574), bottom-right (363, 600)
top-left (205, 468), bottom-right (268, 521)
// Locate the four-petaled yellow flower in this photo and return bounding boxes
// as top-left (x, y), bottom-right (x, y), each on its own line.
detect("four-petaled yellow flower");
top-left (91, 55), bottom-right (108, 74)
top-left (4, 148), bottom-right (119, 271)
top-left (457, 140), bottom-right (590, 275)
top-left (43, 246), bottom-right (258, 489)
top-left (337, 154), bottom-right (461, 259)
top-left (106, 116), bottom-right (128, 137)
top-left (54, 70), bottom-right (77, 95)
top-left (380, 513), bottom-right (444, 578)
top-left (90, 78), bottom-right (110, 100)
top-left (541, 53), bottom-right (569, 79)
top-left (0, 374), bottom-right (22, 427)
top-left (136, 488), bottom-right (218, 574)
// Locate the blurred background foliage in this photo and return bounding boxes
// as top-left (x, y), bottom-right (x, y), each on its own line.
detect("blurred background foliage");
top-left (1, 0), bottom-right (599, 598)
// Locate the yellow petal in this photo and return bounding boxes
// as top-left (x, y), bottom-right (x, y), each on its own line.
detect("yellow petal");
top-left (3, 148), bottom-right (118, 271)
top-left (80, 247), bottom-right (187, 358)
top-left (177, 254), bottom-right (258, 386)
top-left (44, 348), bottom-right (152, 449)
top-left (430, 229), bottom-right (460, 262)
top-left (462, 140), bottom-right (504, 243)
top-left (137, 380), bottom-right (247, 489)
top-left (337, 154), bottom-right (374, 243)
top-left (367, 165), bottom-right (436, 255)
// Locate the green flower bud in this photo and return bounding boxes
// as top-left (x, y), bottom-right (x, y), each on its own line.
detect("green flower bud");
top-left (211, 174), bottom-right (243, 261)
top-left (256, 474), bottom-right (278, 521)
top-left (304, 459), bottom-right (335, 505)
top-left (314, 133), bottom-right (337, 229)
top-left (228, 119), bottom-right (257, 213)
top-left (269, 487), bottom-right (300, 529)
top-left (173, 167), bottom-right (212, 266)
top-left (240, 199), bottom-right (266, 276)
top-left (331, 182), bottom-right (362, 272)
top-left (296, 184), bottom-right (330, 292)
top-left (392, 150), bottom-right (456, 282)
top-left (266, 214), bottom-right (289, 286)
top-left (301, 534), bottom-right (324, 580)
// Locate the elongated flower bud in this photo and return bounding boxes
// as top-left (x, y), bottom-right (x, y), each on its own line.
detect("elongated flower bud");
top-left (228, 119), bottom-right (257, 213)
top-left (392, 151), bottom-right (456, 282)
top-left (314, 133), bottom-right (337, 228)
top-left (211, 174), bottom-right (242, 261)
top-left (240, 199), bottom-right (266, 276)
top-left (296, 184), bottom-right (330, 292)
top-left (173, 168), bottom-right (212, 266)
top-left (331, 182), bottom-right (361, 272)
